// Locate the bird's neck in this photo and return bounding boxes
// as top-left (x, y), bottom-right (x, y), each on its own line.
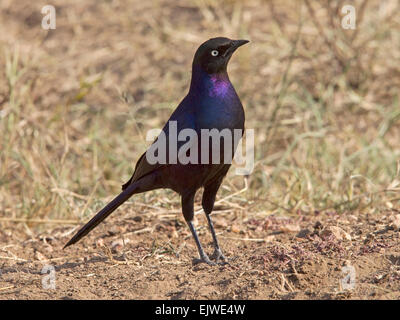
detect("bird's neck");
top-left (189, 65), bottom-right (232, 98)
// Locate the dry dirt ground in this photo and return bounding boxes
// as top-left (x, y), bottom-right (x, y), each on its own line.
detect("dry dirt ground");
top-left (1, 206), bottom-right (400, 300)
top-left (1, 0), bottom-right (400, 301)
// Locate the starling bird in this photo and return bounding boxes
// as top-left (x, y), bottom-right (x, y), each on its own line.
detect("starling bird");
top-left (64, 37), bottom-right (249, 265)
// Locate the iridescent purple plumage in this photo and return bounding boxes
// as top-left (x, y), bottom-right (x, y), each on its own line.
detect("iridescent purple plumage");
top-left (209, 75), bottom-right (230, 97)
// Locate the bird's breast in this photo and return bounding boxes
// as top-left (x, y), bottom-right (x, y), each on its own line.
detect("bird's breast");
top-left (187, 73), bottom-right (245, 131)
top-left (196, 94), bottom-right (244, 131)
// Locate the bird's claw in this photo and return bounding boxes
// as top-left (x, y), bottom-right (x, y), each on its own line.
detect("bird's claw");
top-left (193, 255), bottom-right (216, 266)
top-left (210, 249), bottom-right (229, 265)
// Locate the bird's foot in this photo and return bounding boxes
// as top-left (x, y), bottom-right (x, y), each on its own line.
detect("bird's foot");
top-left (210, 249), bottom-right (229, 265)
top-left (193, 255), bottom-right (216, 266)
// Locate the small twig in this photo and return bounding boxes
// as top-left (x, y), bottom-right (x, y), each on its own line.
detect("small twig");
top-left (280, 273), bottom-right (295, 292)
top-left (79, 178), bottom-right (100, 218)
top-left (124, 227), bottom-right (153, 236)
top-left (0, 218), bottom-right (80, 224)
top-left (0, 286), bottom-right (15, 292)
top-left (219, 235), bottom-right (265, 242)
top-left (50, 188), bottom-right (89, 200)
top-left (0, 255), bottom-right (27, 262)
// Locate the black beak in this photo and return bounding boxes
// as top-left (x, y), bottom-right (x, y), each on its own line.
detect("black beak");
top-left (226, 39), bottom-right (249, 56)
top-left (232, 39), bottom-right (250, 49)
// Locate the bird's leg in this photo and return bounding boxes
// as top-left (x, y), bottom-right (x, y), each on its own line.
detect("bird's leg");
top-left (202, 176), bottom-right (229, 264)
top-left (205, 214), bottom-right (228, 263)
top-left (187, 221), bottom-right (215, 266)
top-left (182, 192), bottom-right (215, 266)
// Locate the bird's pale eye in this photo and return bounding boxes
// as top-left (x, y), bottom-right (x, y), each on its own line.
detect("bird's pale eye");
top-left (211, 50), bottom-right (219, 57)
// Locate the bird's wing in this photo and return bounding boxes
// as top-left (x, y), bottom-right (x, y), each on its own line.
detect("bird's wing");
top-left (122, 101), bottom-right (197, 189)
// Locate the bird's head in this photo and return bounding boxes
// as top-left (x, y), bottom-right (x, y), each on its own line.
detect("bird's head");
top-left (192, 37), bottom-right (249, 75)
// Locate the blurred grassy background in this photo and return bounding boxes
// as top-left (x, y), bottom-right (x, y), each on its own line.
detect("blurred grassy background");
top-left (0, 0), bottom-right (399, 230)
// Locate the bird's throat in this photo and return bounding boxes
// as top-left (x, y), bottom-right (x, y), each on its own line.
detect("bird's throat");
top-left (190, 66), bottom-right (233, 98)
top-left (209, 75), bottom-right (230, 97)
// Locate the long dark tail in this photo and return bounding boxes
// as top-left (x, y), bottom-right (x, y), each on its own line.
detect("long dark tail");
top-left (63, 182), bottom-right (138, 248)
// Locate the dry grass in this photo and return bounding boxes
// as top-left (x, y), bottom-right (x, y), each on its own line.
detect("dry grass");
top-left (0, 0), bottom-right (399, 231)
